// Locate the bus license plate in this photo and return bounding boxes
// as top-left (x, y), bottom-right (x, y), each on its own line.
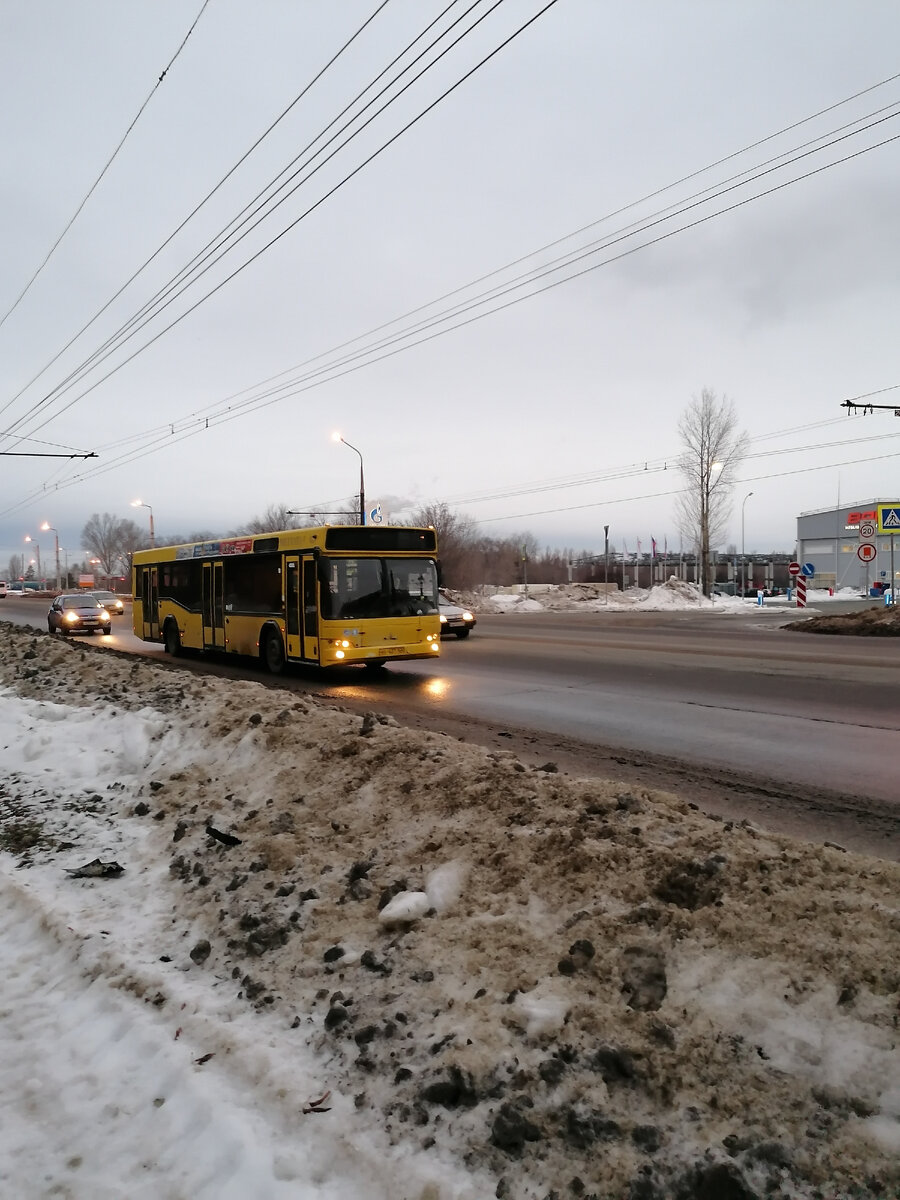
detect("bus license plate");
top-left (376, 646), bottom-right (406, 657)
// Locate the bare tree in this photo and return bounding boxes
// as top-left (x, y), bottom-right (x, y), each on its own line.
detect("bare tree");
top-left (115, 518), bottom-right (146, 582)
top-left (81, 513), bottom-right (138, 578)
top-left (410, 502), bottom-right (479, 587)
top-left (675, 389), bottom-right (748, 597)
top-left (230, 504), bottom-right (299, 535)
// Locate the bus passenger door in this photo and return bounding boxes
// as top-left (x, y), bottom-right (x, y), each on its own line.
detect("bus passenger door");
top-left (140, 567), bottom-right (159, 640)
top-left (202, 562), bottom-right (225, 650)
top-left (302, 556), bottom-right (319, 661)
top-left (285, 557), bottom-right (301, 660)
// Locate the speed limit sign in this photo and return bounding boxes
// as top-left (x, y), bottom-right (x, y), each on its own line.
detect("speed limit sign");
top-left (859, 520), bottom-right (876, 539)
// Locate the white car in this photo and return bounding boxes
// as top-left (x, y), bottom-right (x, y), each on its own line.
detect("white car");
top-left (438, 590), bottom-right (476, 639)
top-left (0, 581), bottom-right (7, 599)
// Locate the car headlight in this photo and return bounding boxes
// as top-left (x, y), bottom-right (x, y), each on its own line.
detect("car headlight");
top-left (99, 609), bottom-right (110, 620)
top-left (439, 614), bottom-right (447, 623)
top-left (462, 611), bottom-right (474, 621)
top-left (65, 611), bottom-right (79, 623)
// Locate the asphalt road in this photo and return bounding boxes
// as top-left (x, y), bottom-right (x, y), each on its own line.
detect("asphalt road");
top-left (3, 595), bottom-right (898, 859)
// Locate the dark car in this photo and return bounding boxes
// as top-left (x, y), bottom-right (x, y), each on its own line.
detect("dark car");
top-left (48, 594), bottom-right (112, 637)
top-left (438, 590), bottom-right (476, 639)
top-left (89, 589), bottom-right (126, 615)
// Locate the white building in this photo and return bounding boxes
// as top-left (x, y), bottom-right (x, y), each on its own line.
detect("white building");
top-left (796, 498), bottom-right (900, 592)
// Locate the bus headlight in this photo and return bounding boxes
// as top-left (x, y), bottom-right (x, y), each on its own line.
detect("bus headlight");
top-left (335, 649), bottom-right (345, 659)
top-left (431, 642), bottom-right (440, 652)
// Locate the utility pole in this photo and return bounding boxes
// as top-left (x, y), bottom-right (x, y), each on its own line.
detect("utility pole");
top-left (604, 524), bottom-right (610, 605)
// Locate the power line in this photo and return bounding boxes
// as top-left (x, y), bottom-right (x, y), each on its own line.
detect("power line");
top-left (0, 0), bottom-right (538, 443)
top-left (54, 73), bottom-right (897, 463)
top-left (0, 0), bottom-right (396, 427)
top-left (0, 0), bottom-right (212, 334)
top-left (4, 58), bottom-right (895, 464)
top-left (475, 447), bottom-right (900, 527)
top-left (1, 53), bottom-right (896, 514)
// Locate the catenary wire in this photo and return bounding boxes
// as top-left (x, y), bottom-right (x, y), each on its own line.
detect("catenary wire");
top-left (16, 102), bottom-right (899, 492)
top-left (3, 60), bottom-right (897, 463)
top-left (0, 0), bottom-right (395, 424)
top-left (75, 107), bottom-right (900, 459)
top-left (0, 0), bottom-right (534, 441)
top-left (0, 0), bottom-right (472, 435)
top-left (0, 0), bottom-right (212, 335)
top-left (49, 70), bottom-right (899, 446)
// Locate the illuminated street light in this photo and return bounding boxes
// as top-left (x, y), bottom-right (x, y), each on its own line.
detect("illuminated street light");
top-left (131, 499), bottom-right (155, 547)
top-left (24, 536), bottom-right (41, 586)
top-left (741, 491), bottom-right (754, 597)
top-left (332, 433), bottom-right (366, 525)
top-left (40, 522), bottom-right (60, 591)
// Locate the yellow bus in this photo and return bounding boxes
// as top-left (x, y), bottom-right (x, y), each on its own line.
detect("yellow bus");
top-left (132, 525), bottom-right (441, 673)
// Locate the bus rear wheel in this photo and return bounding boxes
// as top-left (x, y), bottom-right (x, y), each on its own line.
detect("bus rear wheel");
top-left (164, 620), bottom-right (182, 657)
top-left (263, 630), bottom-right (285, 675)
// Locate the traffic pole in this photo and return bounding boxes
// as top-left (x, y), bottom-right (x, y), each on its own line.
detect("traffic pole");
top-left (796, 577), bottom-right (807, 608)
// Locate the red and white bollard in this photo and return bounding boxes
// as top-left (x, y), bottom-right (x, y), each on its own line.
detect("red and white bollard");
top-left (796, 577), bottom-right (807, 608)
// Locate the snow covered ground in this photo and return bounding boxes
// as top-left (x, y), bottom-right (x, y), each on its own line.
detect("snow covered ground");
top-left (1, 621), bottom-right (898, 1200)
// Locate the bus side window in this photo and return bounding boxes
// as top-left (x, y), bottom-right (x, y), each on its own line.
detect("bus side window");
top-left (303, 561), bottom-right (318, 636)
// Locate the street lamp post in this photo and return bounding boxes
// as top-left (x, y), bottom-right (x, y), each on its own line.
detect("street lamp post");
top-left (24, 536), bottom-right (41, 587)
top-left (41, 522), bottom-right (60, 591)
top-left (332, 433), bottom-right (365, 525)
top-left (741, 491), bottom-right (754, 597)
top-left (131, 499), bottom-right (155, 546)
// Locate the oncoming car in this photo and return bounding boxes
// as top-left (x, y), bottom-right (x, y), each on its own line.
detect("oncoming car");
top-left (89, 589), bottom-right (126, 615)
top-left (438, 590), bottom-right (476, 639)
top-left (48, 594), bottom-right (112, 637)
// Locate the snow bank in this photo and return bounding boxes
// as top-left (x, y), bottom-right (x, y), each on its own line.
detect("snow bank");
top-left (1, 623), bottom-right (898, 1200)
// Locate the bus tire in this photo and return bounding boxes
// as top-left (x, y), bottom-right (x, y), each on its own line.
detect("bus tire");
top-left (263, 629), bottom-right (285, 675)
top-left (164, 620), bottom-right (182, 657)
top-left (364, 659), bottom-right (387, 672)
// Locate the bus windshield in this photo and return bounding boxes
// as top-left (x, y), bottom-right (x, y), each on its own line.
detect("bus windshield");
top-left (321, 556), bottom-right (439, 621)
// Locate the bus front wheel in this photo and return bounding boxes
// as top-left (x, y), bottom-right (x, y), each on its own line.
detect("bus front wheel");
top-left (263, 630), bottom-right (285, 675)
top-left (164, 620), bottom-right (182, 657)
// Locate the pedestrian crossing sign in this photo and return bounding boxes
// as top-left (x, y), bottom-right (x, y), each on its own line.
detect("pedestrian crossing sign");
top-left (877, 504), bottom-right (900, 533)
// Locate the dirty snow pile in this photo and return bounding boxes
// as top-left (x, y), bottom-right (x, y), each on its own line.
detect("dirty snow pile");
top-left (1, 623), bottom-right (899, 1200)
top-left (481, 577), bottom-right (776, 614)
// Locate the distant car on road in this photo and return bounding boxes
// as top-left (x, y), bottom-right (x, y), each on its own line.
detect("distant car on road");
top-left (88, 589), bottom-right (125, 615)
top-left (0, 581), bottom-right (7, 599)
top-left (48, 594), bottom-right (112, 637)
top-left (438, 589), bottom-right (476, 639)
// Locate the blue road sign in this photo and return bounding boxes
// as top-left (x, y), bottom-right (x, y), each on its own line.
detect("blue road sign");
top-left (877, 505), bottom-right (900, 532)
top-left (801, 562), bottom-right (815, 577)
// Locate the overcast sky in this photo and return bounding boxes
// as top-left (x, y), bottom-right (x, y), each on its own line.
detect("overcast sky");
top-left (2, 0), bottom-right (899, 572)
